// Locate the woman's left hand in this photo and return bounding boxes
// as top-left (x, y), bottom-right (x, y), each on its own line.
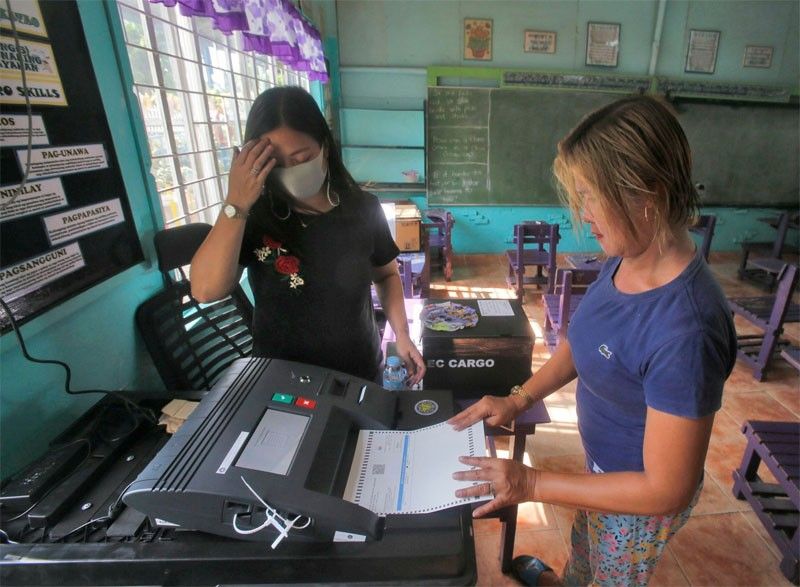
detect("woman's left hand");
top-left (453, 456), bottom-right (537, 517)
top-left (394, 333), bottom-right (426, 385)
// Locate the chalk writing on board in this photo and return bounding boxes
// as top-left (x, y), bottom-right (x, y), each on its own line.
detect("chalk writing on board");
top-left (503, 71), bottom-right (649, 93)
top-left (429, 130), bottom-right (488, 164)
top-left (656, 78), bottom-right (790, 102)
top-left (427, 88), bottom-right (490, 127)
top-left (428, 165), bottom-right (488, 198)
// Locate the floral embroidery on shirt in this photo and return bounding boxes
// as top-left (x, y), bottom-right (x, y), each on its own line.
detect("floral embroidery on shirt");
top-left (254, 235), bottom-right (304, 292)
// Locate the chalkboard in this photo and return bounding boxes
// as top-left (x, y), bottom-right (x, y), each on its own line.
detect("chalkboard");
top-left (427, 87), bottom-right (618, 205)
top-left (427, 86), bottom-right (799, 207)
top-left (675, 100), bottom-right (799, 206)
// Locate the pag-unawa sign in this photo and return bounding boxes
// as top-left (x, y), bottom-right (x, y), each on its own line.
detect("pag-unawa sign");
top-left (0, 1), bottom-right (142, 331)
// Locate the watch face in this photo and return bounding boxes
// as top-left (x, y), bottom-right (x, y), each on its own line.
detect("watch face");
top-left (223, 204), bottom-right (236, 218)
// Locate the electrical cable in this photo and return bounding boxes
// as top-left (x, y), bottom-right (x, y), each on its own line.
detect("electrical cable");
top-left (1, 0), bottom-right (34, 211)
top-left (0, 297), bottom-right (158, 426)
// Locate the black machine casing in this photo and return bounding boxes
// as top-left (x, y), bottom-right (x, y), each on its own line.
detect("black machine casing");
top-left (422, 298), bottom-right (534, 398)
top-left (123, 357), bottom-right (454, 542)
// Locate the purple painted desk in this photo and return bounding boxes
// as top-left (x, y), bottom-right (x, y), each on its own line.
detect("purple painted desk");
top-left (458, 398), bottom-right (550, 572)
top-left (566, 253), bottom-right (604, 271)
top-left (384, 298), bottom-right (551, 573)
top-left (748, 256), bottom-right (794, 276)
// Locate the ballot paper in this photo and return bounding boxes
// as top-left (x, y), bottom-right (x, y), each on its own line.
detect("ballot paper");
top-left (343, 421), bottom-right (487, 515)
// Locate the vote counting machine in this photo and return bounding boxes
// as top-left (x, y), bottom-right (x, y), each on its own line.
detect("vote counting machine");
top-left (0, 358), bottom-right (476, 586)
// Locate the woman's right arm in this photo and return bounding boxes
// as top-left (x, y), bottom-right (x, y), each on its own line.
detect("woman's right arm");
top-left (448, 339), bottom-right (578, 429)
top-left (191, 137), bottom-right (275, 302)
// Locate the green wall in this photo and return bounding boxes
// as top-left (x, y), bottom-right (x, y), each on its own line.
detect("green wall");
top-left (334, 0), bottom-right (799, 253)
top-left (0, 1), bottom-right (165, 478)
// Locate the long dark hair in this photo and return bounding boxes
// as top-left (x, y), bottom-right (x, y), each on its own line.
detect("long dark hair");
top-left (243, 86), bottom-right (357, 231)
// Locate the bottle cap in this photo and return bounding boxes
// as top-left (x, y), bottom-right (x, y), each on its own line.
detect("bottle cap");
top-left (386, 356), bottom-right (402, 367)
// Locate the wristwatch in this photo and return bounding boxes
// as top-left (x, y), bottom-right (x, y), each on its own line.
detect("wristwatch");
top-left (509, 384), bottom-right (532, 404)
top-left (222, 202), bottom-right (247, 219)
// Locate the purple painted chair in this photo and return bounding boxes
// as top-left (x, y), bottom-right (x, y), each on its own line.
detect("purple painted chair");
top-left (781, 346), bottom-right (800, 372)
top-left (506, 221), bottom-right (560, 301)
top-left (728, 262), bottom-right (800, 381)
top-left (732, 420), bottom-right (799, 583)
top-left (424, 208), bottom-right (455, 281)
top-left (739, 211), bottom-right (800, 291)
top-left (542, 268), bottom-right (599, 353)
top-left (397, 230), bottom-right (431, 299)
top-left (689, 214), bottom-right (717, 262)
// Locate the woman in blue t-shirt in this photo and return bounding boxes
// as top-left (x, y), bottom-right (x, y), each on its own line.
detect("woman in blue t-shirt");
top-left (450, 96), bottom-right (736, 586)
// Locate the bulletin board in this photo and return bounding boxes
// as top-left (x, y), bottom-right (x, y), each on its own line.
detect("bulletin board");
top-left (0, 0), bottom-right (143, 331)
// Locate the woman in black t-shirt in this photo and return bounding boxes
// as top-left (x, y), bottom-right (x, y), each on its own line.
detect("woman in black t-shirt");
top-left (190, 87), bottom-right (425, 383)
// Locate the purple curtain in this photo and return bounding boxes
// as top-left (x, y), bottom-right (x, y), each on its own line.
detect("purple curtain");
top-left (152, 0), bottom-right (328, 82)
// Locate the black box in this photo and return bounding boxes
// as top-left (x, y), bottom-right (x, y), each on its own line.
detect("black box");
top-left (420, 299), bottom-right (534, 399)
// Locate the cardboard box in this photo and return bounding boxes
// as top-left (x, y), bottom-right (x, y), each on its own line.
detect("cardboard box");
top-left (420, 299), bottom-right (534, 399)
top-left (381, 202), bottom-right (421, 252)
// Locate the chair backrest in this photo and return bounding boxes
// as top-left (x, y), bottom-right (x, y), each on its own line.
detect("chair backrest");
top-left (397, 231), bottom-right (431, 299)
top-left (553, 268), bottom-right (599, 336)
top-left (552, 267), bottom-right (599, 295)
top-left (693, 214), bottom-right (717, 262)
top-left (767, 262), bottom-right (799, 328)
top-left (514, 221), bottom-right (560, 292)
top-left (424, 209), bottom-right (454, 250)
top-left (772, 211), bottom-right (795, 258)
top-left (136, 223), bottom-right (254, 391)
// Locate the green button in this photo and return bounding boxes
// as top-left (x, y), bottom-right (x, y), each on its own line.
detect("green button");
top-left (272, 393), bottom-right (294, 404)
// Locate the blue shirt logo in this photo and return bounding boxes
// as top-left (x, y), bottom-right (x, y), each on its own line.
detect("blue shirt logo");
top-left (598, 344), bottom-right (613, 359)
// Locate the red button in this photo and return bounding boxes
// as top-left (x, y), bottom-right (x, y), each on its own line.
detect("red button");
top-left (295, 397), bottom-right (316, 409)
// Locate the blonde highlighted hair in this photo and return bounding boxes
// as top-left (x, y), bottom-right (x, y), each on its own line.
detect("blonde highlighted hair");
top-left (553, 95), bottom-right (699, 248)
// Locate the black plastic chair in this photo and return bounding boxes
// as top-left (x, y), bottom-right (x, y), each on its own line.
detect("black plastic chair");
top-left (136, 223), bottom-right (254, 391)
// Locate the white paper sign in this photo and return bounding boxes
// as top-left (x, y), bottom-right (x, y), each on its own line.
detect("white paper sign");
top-left (0, 242), bottom-right (85, 300)
top-left (0, 36), bottom-right (66, 106)
top-left (477, 299), bottom-right (514, 316)
top-left (0, 177), bottom-right (65, 222)
top-left (0, 0), bottom-right (48, 38)
top-left (43, 198), bottom-right (125, 246)
top-left (0, 114), bottom-right (48, 146)
top-left (15, 143), bottom-right (108, 179)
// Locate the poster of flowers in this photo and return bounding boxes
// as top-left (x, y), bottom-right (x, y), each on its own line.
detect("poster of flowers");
top-left (464, 18), bottom-right (492, 61)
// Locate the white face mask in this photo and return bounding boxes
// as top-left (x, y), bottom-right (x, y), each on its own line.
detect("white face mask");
top-left (273, 147), bottom-right (327, 200)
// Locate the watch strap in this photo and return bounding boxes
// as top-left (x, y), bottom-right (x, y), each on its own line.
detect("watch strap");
top-left (509, 384), bottom-right (532, 405)
top-left (223, 202), bottom-right (247, 219)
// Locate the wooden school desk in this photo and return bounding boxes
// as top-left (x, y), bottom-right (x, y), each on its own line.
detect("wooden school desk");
top-left (383, 298), bottom-right (551, 572)
top-left (565, 253), bottom-right (604, 271)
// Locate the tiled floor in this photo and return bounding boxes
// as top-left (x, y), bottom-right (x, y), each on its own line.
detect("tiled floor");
top-left (426, 252), bottom-right (799, 586)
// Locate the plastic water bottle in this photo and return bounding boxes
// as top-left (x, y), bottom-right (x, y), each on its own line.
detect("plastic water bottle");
top-left (382, 356), bottom-right (407, 391)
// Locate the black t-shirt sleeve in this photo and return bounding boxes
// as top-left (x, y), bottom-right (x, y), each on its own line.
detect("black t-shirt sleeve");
top-left (367, 194), bottom-right (400, 267)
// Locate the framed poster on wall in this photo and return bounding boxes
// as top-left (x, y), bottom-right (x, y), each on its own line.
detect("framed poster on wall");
top-left (464, 18), bottom-right (492, 61)
top-left (586, 22), bottom-right (620, 67)
top-left (0, 0), bottom-right (144, 331)
top-left (685, 29), bottom-right (720, 74)
top-left (743, 45), bottom-right (773, 68)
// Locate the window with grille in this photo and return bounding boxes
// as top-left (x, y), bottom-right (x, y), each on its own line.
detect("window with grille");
top-left (117, 0), bottom-right (311, 227)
